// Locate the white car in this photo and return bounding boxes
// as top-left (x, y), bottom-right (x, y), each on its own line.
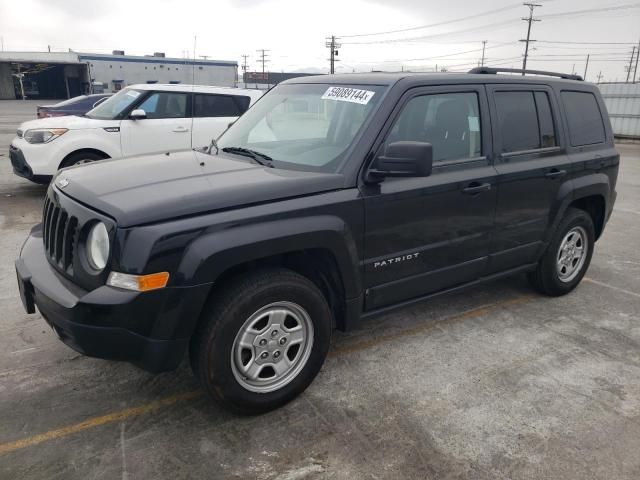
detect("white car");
top-left (10, 84), bottom-right (263, 183)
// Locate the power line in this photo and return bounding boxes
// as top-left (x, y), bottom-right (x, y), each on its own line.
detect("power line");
top-left (341, 18), bottom-right (517, 45)
top-left (537, 2), bottom-right (640, 19)
top-left (521, 3), bottom-right (541, 74)
top-left (536, 40), bottom-right (638, 45)
top-left (353, 41), bottom-right (517, 65)
top-left (339, 3), bottom-right (522, 38)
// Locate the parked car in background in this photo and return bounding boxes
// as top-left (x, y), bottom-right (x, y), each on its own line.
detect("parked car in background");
top-left (15, 69), bottom-right (618, 413)
top-left (37, 94), bottom-right (112, 118)
top-left (10, 84), bottom-right (263, 183)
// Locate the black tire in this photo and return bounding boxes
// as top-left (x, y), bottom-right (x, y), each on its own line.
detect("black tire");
top-left (528, 207), bottom-right (595, 296)
top-left (190, 268), bottom-right (332, 414)
top-left (60, 151), bottom-right (105, 169)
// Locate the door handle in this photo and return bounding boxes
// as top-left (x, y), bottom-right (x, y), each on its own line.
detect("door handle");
top-left (172, 126), bottom-right (189, 133)
top-left (462, 182), bottom-right (491, 194)
top-left (545, 169), bottom-right (567, 179)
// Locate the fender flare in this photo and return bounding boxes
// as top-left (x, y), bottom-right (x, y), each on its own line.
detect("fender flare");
top-left (175, 215), bottom-right (363, 300)
top-left (545, 173), bottom-right (610, 244)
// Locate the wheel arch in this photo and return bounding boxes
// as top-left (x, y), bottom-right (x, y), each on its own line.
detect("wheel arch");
top-left (568, 194), bottom-right (606, 240)
top-left (59, 148), bottom-right (111, 169)
top-left (547, 173), bottom-right (610, 243)
top-left (175, 215), bottom-right (363, 334)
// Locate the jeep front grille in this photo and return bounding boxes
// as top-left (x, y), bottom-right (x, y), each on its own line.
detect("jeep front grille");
top-left (42, 196), bottom-right (78, 274)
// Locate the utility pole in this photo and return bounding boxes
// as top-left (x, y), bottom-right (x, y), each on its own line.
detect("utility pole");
top-left (626, 45), bottom-right (636, 83)
top-left (241, 54), bottom-right (249, 88)
top-left (633, 39), bottom-right (640, 83)
top-left (256, 49), bottom-right (270, 86)
top-left (583, 54), bottom-right (589, 81)
top-left (325, 35), bottom-right (341, 74)
top-left (520, 3), bottom-right (541, 74)
top-left (481, 40), bottom-right (487, 67)
top-left (596, 71), bottom-right (603, 83)
top-left (199, 55), bottom-right (210, 60)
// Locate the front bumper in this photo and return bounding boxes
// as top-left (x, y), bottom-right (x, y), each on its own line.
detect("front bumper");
top-left (16, 225), bottom-right (211, 372)
top-left (9, 144), bottom-right (51, 184)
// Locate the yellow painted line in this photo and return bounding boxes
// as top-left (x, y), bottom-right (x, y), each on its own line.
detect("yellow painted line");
top-left (0, 390), bottom-right (203, 455)
top-left (583, 276), bottom-right (640, 299)
top-left (0, 295), bottom-right (531, 455)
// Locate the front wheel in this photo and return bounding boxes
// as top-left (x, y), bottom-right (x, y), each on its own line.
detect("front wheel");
top-left (190, 269), bottom-right (332, 414)
top-left (528, 207), bottom-right (595, 296)
top-left (60, 151), bottom-right (105, 169)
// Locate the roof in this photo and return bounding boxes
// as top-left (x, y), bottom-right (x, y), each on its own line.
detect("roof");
top-left (0, 51), bottom-right (82, 64)
top-left (78, 53), bottom-right (236, 67)
top-left (127, 84), bottom-right (263, 97)
top-left (283, 71), bottom-right (589, 87)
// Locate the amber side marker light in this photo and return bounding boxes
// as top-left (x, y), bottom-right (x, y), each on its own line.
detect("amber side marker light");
top-left (107, 272), bottom-right (170, 292)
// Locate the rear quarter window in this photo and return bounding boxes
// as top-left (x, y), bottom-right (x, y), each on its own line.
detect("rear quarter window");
top-left (194, 94), bottom-right (251, 117)
top-left (560, 91), bottom-right (606, 146)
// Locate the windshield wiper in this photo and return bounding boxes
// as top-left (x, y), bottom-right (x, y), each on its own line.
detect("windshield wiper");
top-left (221, 147), bottom-right (274, 168)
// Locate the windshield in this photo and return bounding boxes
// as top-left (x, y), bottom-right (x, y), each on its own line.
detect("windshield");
top-left (216, 83), bottom-right (386, 173)
top-left (86, 88), bottom-right (142, 119)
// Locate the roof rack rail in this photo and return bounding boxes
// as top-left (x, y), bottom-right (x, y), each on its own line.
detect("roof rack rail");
top-left (468, 67), bottom-right (583, 81)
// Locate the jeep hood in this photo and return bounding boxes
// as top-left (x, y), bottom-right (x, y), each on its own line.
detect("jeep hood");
top-left (55, 150), bottom-right (344, 227)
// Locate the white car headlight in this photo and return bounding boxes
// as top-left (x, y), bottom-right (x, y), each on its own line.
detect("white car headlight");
top-left (23, 128), bottom-right (68, 144)
top-left (86, 222), bottom-right (110, 271)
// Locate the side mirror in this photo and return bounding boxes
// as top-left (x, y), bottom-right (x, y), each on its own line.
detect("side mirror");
top-left (367, 141), bottom-right (433, 182)
top-left (129, 109), bottom-right (147, 120)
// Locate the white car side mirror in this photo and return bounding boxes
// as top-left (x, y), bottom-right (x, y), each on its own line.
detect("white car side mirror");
top-left (130, 109), bottom-right (147, 120)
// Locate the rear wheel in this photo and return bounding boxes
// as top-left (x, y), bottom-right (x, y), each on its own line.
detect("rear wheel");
top-left (528, 207), bottom-right (595, 296)
top-left (190, 269), bottom-right (332, 414)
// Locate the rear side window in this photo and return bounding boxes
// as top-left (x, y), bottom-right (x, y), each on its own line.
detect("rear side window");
top-left (495, 91), bottom-right (539, 153)
top-left (194, 94), bottom-right (251, 117)
top-left (561, 91), bottom-right (606, 146)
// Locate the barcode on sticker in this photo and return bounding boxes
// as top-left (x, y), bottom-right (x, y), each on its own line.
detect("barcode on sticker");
top-left (321, 87), bottom-right (375, 105)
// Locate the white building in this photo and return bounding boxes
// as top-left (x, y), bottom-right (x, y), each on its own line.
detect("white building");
top-left (0, 51), bottom-right (238, 100)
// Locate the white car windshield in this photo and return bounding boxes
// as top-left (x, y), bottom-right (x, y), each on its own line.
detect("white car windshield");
top-left (216, 83), bottom-right (386, 173)
top-left (85, 88), bottom-right (142, 120)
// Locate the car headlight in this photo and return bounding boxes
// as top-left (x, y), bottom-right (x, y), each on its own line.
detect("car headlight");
top-left (23, 128), bottom-right (68, 144)
top-left (86, 222), bottom-right (110, 271)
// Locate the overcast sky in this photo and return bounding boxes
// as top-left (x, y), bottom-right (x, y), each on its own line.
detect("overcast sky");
top-left (1, 0), bottom-right (639, 82)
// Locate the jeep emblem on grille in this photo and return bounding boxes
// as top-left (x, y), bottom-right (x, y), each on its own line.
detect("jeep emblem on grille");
top-left (56, 177), bottom-right (69, 189)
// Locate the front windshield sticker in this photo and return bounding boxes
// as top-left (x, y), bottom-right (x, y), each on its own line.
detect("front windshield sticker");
top-left (125, 90), bottom-right (140, 98)
top-left (321, 87), bottom-right (375, 105)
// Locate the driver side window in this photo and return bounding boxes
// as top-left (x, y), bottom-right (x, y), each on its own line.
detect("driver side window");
top-left (384, 92), bottom-right (482, 163)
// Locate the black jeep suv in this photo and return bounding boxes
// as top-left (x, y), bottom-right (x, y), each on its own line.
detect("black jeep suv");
top-left (16, 68), bottom-right (619, 413)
